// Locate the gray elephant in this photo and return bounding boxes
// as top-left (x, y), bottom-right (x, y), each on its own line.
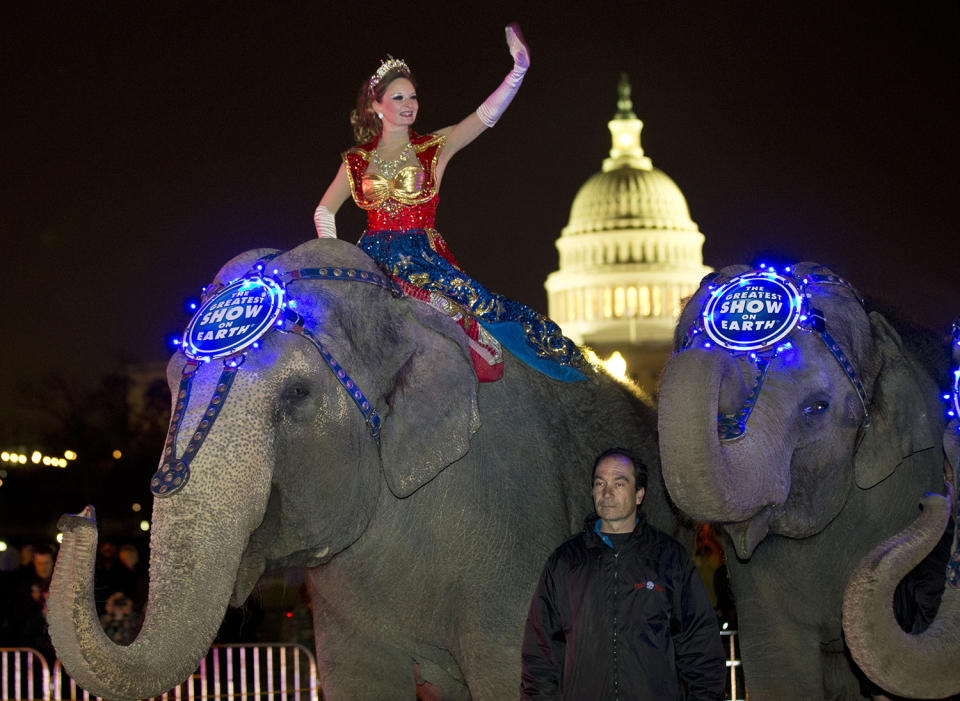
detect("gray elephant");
top-left (47, 238), bottom-right (675, 700)
top-left (843, 321), bottom-right (960, 699)
top-left (657, 262), bottom-right (956, 699)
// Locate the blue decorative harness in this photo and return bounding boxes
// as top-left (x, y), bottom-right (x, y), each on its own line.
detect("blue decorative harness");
top-left (947, 319), bottom-right (960, 588)
top-left (151, 260), bottom-right (402, 497)
top-left (677, 269), bottom-right (871, 446)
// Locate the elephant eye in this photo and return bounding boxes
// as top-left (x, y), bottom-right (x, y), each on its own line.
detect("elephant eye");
top-left (802, 400), bottom-right (830, 416)
top-left (284, 384), bottom-right (310, 401)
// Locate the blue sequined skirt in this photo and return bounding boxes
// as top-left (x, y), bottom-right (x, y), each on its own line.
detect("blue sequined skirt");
top-left (359, 229), bottom-right (586, 381)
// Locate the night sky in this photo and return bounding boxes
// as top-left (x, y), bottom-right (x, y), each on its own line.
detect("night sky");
top-left (4, 2), bottom-right (957, 436)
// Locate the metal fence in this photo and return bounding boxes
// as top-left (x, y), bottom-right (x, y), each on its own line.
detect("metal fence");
top-left (4, 633), bottom-right (744, 700)
top-left (721, 629), bottom-right (745, 701)
top-left (1, 644), bottom-right (319, 700)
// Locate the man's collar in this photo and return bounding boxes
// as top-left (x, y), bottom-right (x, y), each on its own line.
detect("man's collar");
top-left (594, 514), bottom-right (640, 549)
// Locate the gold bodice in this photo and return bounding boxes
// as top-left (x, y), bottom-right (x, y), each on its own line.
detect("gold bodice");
top-left (360, 166), bottom-right (426, 205)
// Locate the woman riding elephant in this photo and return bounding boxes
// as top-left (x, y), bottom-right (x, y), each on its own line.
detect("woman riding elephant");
top-left (47, 238), bottom-right (678, 700)
top-left (313, 24), bottom-right (585, 382)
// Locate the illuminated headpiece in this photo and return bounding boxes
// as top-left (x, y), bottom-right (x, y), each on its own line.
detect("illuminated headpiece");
top-left (368, 55), bottom-right (411, 93)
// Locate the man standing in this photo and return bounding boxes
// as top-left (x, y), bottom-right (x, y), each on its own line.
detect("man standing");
top-left (521, 448), bottom-right (725, 699)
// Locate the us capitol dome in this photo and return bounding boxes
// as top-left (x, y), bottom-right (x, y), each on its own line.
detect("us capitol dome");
top-left (545, 74), bottom-right (712, 391)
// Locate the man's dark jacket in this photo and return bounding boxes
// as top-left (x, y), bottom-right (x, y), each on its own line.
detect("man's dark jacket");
top-left (520, 512), bottom-right (725, 700)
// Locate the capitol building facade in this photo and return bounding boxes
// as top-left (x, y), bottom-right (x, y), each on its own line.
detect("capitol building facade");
top-left (545, 75), bottom-right (711, 392)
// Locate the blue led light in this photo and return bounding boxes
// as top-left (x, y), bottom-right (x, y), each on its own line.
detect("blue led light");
top-left (953, 367), bottom-right (960, 421)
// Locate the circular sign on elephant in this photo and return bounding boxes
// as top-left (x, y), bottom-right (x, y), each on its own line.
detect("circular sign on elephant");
top-left (953, 368), bottom-right (960, 420)
top-left (702, 272), bottom-right (802, 352)
top-left (182, 276), bottom-right (286, 360)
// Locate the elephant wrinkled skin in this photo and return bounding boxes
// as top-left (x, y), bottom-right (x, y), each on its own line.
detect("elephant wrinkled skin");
top-left (47, 239), bottom-right (674, 700)
top-left (657, 262), bottom-right (957, 699)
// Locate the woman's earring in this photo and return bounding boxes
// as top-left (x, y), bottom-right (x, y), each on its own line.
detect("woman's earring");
top-left (377, 112), bottom-right (384, 119)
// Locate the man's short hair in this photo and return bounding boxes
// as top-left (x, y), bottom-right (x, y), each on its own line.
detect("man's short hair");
top-left (592, 448), bottom-right (647, 490)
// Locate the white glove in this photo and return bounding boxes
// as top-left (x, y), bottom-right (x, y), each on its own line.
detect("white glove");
top-left (314, 204), bottom-right (337, 239)
top-left (476, 23), bottom-right (530, 128)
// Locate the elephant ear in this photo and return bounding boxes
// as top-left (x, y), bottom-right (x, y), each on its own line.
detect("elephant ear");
top-left (378, 301), bottom-right (481, 498)
top-left (854, 312), bottom-right (941, 489)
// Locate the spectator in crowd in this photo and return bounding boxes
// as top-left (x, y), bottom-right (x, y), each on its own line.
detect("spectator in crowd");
top-left (117, 543), bottom-right (148, 612)
top-left (99, 591), bottom-right (140, 645)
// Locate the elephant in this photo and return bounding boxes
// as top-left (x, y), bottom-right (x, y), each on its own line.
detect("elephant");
top-left (843, 321), bottom-right (960, 699)
top-left (47, 238), bottom-right (676, 700)
top-left (657, 261), bottom-right (957, 699)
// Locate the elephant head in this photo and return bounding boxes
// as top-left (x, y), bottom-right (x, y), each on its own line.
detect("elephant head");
top-left (657, 261), bottom-right (956, 697)
top-left (841, 320), bottom-right (960, 698)
top-left (658, 262), bottom-right (943, 558)
top-left (47, 239), bottom-right (483, 699)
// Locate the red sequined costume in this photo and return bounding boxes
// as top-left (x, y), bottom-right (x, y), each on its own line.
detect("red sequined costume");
top-left (347, 130), bottom-right (586, 382)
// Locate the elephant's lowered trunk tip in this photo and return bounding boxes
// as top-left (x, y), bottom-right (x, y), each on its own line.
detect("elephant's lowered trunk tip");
top-left (57, 505), bottom-right (97, 532)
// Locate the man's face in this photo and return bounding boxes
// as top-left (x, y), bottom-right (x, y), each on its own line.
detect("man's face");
top-left (592, 455), bottom-right (644, 532)
top-left (34, 553), bottom-right (54, 579)
top-left (118, 548), bottom-right (138, 569)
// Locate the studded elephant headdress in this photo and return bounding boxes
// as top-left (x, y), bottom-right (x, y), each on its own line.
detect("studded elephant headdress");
top-left (677, 265), bottom-right (871, 445)
top-left (152, 255), bottom-right (402, 497)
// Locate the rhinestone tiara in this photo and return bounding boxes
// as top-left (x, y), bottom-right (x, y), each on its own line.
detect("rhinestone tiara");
top-left (368, 55), bottom-right (411, 91)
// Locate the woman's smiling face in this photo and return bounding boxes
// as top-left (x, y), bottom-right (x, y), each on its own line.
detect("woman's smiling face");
top-left (373, 77), bottom-right (418, 129)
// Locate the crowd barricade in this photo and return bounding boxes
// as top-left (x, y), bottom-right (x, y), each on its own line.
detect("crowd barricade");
top-left (6, 634), bottom-right (743, 699)
top-left (2, 643), bottom-right (319, 700)
top-left (0, 647), bottom-right (51, 700)
top-left (720, 629), bottom-right (745, 701)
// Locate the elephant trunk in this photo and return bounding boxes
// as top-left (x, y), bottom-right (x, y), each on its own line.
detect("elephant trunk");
top-left (658, 347), bottom-right (792, 527)
top-left (842, 488), bottom-right (960, 699)
top-left (48, 501), bottom-right (245, 700)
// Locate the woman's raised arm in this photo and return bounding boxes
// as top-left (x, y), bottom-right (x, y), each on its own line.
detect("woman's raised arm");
top-left (314, 162), bottom-right (351, 238)
top-left (437, 23), bottom-right (530, 180)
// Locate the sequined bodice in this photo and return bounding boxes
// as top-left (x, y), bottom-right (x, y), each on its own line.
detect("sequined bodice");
top-left (344, 132), bottom-right (444, 231)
